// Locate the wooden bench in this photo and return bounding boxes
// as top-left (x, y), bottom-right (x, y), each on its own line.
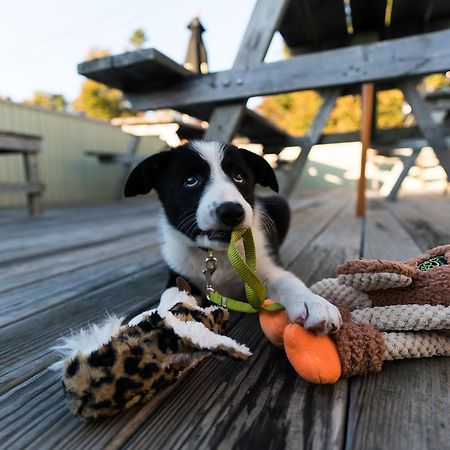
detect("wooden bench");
top-left (0, 132), bottom-right (44, 216)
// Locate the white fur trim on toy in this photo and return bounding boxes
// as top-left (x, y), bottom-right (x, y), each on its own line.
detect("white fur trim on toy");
top-left (50, 315), bottom-right (124, 371)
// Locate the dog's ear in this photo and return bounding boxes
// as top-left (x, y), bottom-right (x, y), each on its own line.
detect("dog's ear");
top-left (124, 151), bottom-right (171, 197)
top-left (239, 148), bottom-right (279, 192)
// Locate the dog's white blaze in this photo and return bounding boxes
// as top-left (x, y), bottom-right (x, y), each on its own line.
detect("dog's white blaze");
top-left (191, 141), bottom-right (253, 233)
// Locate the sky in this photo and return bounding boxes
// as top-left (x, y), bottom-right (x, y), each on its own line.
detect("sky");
top-left (0, 0), bottom-right (285, 103)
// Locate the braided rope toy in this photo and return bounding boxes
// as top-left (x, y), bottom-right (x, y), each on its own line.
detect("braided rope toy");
top-left (260, 244), bottom-right (450, 383)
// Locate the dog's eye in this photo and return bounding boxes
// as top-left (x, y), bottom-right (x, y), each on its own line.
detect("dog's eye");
top-left (184, 175), bottom-right (200, 188)
top-left (232, 171), bottom-right (245, 184)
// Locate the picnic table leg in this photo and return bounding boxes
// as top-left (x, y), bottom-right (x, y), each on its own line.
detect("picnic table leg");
top-left (23, 152), bottom-right (43, 217)
top-left (113, 135), bottom-right (141, 200)
top-left (280, 88), bottom-right (340, 197)
top-left (204, 106), bottom-right (245, 142)
top-left (400, 79), bottom-right (450, 181)
top-left (356, 83), bottom-right (375, 217)
top-left (385, 147), bottom-right (422, 201)
top-left (204, 0), bottom-right (289, 143)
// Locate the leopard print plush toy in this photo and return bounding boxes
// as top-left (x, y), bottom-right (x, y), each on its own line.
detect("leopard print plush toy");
top-left (53, 279), bottom-right (250, 419)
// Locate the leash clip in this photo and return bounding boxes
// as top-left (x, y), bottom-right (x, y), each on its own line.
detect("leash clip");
top-left (203, 250), bottom-right (218, 298)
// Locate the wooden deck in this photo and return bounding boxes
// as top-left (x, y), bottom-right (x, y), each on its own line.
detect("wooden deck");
top-left (1, 190), bottom-right (449, 450)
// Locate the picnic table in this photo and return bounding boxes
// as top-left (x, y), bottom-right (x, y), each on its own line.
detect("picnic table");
top-left (78, 0), bottom-right (450, 208)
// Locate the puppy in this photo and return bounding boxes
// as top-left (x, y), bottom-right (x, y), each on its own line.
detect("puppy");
top-left (124, 141), bottom-right (341, 334)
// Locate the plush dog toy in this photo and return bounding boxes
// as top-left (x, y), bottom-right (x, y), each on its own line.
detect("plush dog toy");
top-left (259, 244), bottom-right (450, 384)
top-left (53, 279), bottom-right (250, 419)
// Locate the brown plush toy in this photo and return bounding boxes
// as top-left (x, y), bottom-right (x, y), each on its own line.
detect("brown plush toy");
top-left (259, 245), bottom-right (450, 384)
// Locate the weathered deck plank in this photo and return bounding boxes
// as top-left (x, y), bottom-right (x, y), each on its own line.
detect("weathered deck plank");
top-left (0, 198), bottom-right (158, 230)
top-left (0, 244), bottom-right (160, 327)
top-left (0, 211), bottom-right (158, 265)
top-left (0, 191), bottom-right (449, 450)
top-left (386, 195), bottom-right (450, 250)
top-left (0, 191), bottom-right (351, 450)
top-left (0, 233), bottom-right (156, 295)
top-left (362, 199), bottom-right (421, 260)
top-left (282, 190), bottom-right (349, 265)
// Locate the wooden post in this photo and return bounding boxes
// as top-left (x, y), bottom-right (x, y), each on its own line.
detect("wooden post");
top-left (203, 0), bottom-right (289, 142)
top-left (356, 83), bottom-right (375, 217)
top-left (113, 135), bottom-right (141, 200)
top-left (23, 153), bottom-right (43, 216)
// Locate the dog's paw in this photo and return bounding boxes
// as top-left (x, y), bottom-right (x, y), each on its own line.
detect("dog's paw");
top-left (284, 293), bottom-right (342, 335)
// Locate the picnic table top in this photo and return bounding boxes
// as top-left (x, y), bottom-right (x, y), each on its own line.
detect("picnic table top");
top-left (78, 51), bottom-right (291, 147)
top-left (279, 0), bottom-right (450, 51)
top-left (76, 0), bottom-right (449, 152)
top-left (1, 189), bottom-right (449, 449)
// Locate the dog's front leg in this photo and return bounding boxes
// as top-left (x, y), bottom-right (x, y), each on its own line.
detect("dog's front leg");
top-left (263, 267), bottom-right (342, 335)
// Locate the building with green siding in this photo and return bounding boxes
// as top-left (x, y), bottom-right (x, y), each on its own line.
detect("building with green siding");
top-left (0, 100), bottom-right (163, 207)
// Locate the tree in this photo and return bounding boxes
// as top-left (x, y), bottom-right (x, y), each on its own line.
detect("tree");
top-left (257, 42), bottom-right (446, 134)
top-left (72, 80), bottom-right (133, 120)
top-left (24, 91), bottom-right (67, 112)
top-left (376, 89), bottom-right (405, 129)
top-left (423, 73), bottom-right (450, 91)
top-left (258, 90), bottom-right (321, 135)
top-left (85, 47), bottom-right (109, 61)
top-left (258, 73), bottom-right (450, 135)
top-left (72, 48), bottom-right (133, 120)
top-left (129, 28), bottom-right (148, 49)
top-left (258, 89), bottom-right (408, 135)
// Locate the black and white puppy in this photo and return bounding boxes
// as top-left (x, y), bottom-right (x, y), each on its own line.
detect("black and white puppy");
top-left (124, 141), bottom-right (341, 334)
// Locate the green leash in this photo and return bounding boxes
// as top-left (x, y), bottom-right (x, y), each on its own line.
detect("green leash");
top-left (205, 228), bottom-right (284, 313)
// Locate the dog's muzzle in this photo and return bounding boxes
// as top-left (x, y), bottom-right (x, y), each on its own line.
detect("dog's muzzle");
top-left (216, 202), bottom-right (245, 228)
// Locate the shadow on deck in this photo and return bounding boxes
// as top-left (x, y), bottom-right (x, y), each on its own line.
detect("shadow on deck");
top-left (0, 190), bottom-right (449, 450)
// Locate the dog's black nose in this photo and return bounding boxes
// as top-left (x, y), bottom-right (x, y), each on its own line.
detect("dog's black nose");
top-left (216, 202), bottom-right (245, 227)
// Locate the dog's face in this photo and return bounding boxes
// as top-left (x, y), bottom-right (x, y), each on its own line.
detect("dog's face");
top-left (124, 141), bottom-right (278, 249)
